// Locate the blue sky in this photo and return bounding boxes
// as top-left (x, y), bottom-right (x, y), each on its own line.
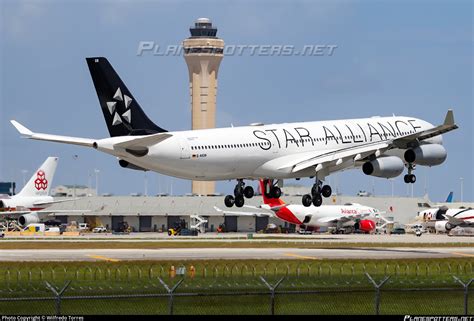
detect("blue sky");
top-left (1, 0), bottom-right (472, 201)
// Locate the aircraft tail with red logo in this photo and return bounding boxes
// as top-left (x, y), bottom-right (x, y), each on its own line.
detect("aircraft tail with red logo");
top-left (259, 179), bottom-right (286, 207)
top-left (16, 157), bottom-right (58, 197)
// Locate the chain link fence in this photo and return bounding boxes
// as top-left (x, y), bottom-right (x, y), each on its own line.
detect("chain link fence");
top-left (0, 262), bottom-right (472, 315)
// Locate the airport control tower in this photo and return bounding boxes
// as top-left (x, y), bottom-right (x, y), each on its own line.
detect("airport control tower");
top-left (183, 18), bottom-right (224, 195)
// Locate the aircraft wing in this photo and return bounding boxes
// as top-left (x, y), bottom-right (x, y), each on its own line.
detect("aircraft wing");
top-left (32, 198), bottom-right (83, 207)
top-left (113, 133), bottom-right (173, 149)
top-left (317, 216), bottom-right (346, 224)
top-left (1, 210), bottom-right (91, 216)
top-left (392, 110), bottom-right (458, 149)
top-left (243, 204), bottom-right (287, 212)
top-left (444, 214), bottom-right (469, 226)
top-left (213, 206), bottom-right (273, 217)
top-left (278, 110), bottom-right (457, 174)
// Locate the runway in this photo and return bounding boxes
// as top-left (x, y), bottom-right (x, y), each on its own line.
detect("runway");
top-left (0, 247), bottom-right (473, 261)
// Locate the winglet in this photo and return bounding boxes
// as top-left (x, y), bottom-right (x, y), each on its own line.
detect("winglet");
top-left (443, 109), bottom-right (455, 126)
top-left (10, 120), bottom-right (33, 137)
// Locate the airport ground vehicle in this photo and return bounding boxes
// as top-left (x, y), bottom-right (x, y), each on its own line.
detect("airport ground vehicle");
top-left (79, 223), bottom-right (90, 231)
top-left (114, 221), bottom-right (131, 234)
top-left (391, 227), bottom-right (406, 234)
top-left (92, 226), bottom-right (107, 233)
top-left (168, 219), bottom-right (187, 236)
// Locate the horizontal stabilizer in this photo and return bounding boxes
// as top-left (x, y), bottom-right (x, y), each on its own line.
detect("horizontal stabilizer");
top-left (10, 120), bottom-right (96, 147)
top-left (114, 133), bottom-right (173, 149)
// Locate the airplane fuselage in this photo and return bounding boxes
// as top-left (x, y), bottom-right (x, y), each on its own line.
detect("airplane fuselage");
top-left (276, 203), bottom-right (380, 228)
top-left (0, 196), bottom-right (53, 211)
top-left (98, 115), bottom-right (439, 181)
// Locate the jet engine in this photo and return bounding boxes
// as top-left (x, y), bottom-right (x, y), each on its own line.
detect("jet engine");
top-left (434, 220), bottom-right (454, 233)
top-left (354, 219), bottom-right (376, 233)
top-left (404, 144), bottom-right (447, 166)
top-left (362, 156), bottom-right (404, 178)
top-left (19, 212), bottom-right (40, 226)
top-left (118, 160), bottom-right (147, 171)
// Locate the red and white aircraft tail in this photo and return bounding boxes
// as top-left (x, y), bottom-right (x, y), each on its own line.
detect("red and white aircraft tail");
top-left (16, 157), bottom-right (58, 197)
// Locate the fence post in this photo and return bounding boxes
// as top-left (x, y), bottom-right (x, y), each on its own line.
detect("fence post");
top-left (260, 276), bottom-right (285, 315)
top-left (158, 277), bottom-right (184, 315)
top-left (453, 276), bottom-right (473, 315)
top-left (45, 281), bottom-right (71, 315)
top-left (365, 273), bottom-right (390, 315)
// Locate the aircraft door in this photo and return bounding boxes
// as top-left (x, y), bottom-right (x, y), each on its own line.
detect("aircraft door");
top-left (179, 137), bottom-right (191, 159)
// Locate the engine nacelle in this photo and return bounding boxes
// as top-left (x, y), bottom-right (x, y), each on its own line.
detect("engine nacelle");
top-left (434, 220), bottom-right (454, 233)
top-left (362, 156), bottom-right (404, 178)
top-left (19, 213), bottom-right (40, 226)
top-left (404, 144), bottom-right (447, 166)
top-left (118, 160), bottom-right (147, 171)
top-left (354, 219), bottom-right (376, 233)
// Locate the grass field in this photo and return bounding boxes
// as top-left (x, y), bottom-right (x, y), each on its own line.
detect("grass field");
top-left (0, 258), bottom-right (472, 314)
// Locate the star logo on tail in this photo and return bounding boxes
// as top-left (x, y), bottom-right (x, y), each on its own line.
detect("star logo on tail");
top-left (106, 87), bottom-right (133, 126)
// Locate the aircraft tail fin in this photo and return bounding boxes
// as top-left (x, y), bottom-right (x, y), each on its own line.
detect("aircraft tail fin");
top-left (17, 157), bottom-right (58, 197)
top-left (445, 192), bottom-right (454, 203)
top-left (86, 57), bottom-right (167, 137)
top-left (258, 179), bottom-right (285, 207)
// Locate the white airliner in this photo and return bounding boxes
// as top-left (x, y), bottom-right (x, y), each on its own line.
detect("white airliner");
top-left (10, 57), bottom-right (458, 209)
top-left (0, 157), bottom-right (60, 211)
top-left (417, 207), bottom-right (474, 233)
top-left (0, 157), bottom-right (85, 226)
top-left (215, 179), bottom-right (389, 234)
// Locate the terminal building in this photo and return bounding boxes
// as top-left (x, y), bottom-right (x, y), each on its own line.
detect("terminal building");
top-left (47, 189), bottom-right (466, 233)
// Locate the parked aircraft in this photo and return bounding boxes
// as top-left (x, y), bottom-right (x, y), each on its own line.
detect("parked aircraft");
top-left (417, 206), bottom-right (474, 233)
top-left (10, 57), bottom-right (458, 209)
top-left (215, 179), bottom-right (392, 234)
top-left (0, 157), bottom-right (61, 211)
top-left (0, 157), bottom-right (86, 226)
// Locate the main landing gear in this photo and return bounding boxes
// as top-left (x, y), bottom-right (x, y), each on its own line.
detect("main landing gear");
top-left (302, 177), bottom-right (332, 207)
top-left (224, 179), bottom-right (255, 208)
top-left (404, 163), bottom-right (416, 184)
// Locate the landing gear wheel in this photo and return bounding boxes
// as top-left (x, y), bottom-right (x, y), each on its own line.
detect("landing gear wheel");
top-left (271, 186), bottom-right (282, 199)
top-left (243, 186), bottom-right (254, 199)
top-left (311, 185), bottom-right (321, 197)
top-left (235, 195), bottom-right (245, 208)
top-left (302, 194), bottom-right (312, 207)
top-left (234, 185), bottom-right (244, 197)
top-left (404, 174), bottom-right (416, 184)
top-left (312, 194), bottom-right (323, 207)
top-left (224, 195), bottom-right (235, 208)
top-left (321, 185), bottom-right (332, 198)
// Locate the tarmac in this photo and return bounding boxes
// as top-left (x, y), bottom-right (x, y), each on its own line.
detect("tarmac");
top-left (2, 232), bottom-right (474, 243)
top-left (0, 247), bottom-right (473, 261)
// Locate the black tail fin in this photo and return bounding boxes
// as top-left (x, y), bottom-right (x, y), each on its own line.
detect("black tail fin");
top-left (86, 57), bottom-right (167, 137)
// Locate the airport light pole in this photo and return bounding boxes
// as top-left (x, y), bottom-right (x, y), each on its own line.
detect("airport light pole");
top-left (460, 177), bottom-right (464, 202)
top-left (144, 172), bottom-right (148, 197)
top-left (94, 169), bottom-right (100, 196)
top-left (21, 169), bottom-right (28, 187)
top-left (72, 155), bottom-right (78, 198)
top-left (390, 178), bottom-right (394, 198)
